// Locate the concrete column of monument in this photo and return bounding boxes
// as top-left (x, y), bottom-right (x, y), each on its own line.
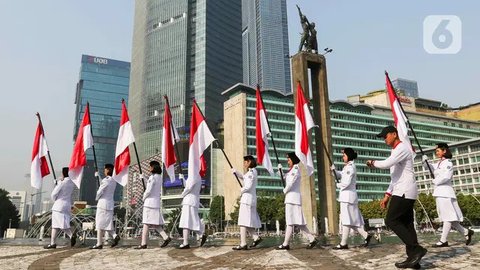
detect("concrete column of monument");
top-left (291, 52), bottom-right (338, 235)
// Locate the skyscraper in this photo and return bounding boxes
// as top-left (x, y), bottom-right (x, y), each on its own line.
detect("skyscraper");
top-left (392, 78), bottom-right (419, 98)
top-left (129, 0), bottom-right (242, 160)
top-left (242, 0), bottom-right (291, 93)
top-left (73, 55), bottom-right (130, 204)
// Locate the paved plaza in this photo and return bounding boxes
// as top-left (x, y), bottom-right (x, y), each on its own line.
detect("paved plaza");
top-left (0, 236), bottom-right (478, 270)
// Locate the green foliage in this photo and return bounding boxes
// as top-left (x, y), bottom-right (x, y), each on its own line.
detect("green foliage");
top-left (0, 189), bottom-right (20, 236)
top-left (414, 193), bottom-right (437, 225)
top-left (209, 195), bottom-right (225, 230)
top-left (165, 207), bottom-right (182, 233)
top-left (457, 193), bottom-right (480, 225)
top-left (229, 197), bottom-right (240, 223)
top-left (358, 199), bottom-right (387, 220)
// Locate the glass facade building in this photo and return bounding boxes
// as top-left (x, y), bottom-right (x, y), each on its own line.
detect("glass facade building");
top-left (73, 55), bottom-right (130, 205)
top-left (223, 84), bottom-right (480, 202)
top-left (242, 0), bottom-right (291, 93)
top-left (392, 78), bottom-right (419, 98)
top-left (129, 0), bottom-right (242, 161)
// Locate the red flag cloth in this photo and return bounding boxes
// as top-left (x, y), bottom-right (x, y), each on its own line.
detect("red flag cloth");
top-left (113, 100), bottom-right (135, 186)
top-left (385, 72), bottom-right (416, 155)
top-left (162, 99), bottom-right (178, 182)
top-left (295, 82), bottom-right (315, 176)
top-left (69, 103), bottom-right (94, 188)
top-left (255, 86), bottom-right (274, 176)
top-left (30, 120), bottom-right (50, 189)
top-left (187, 102), bottom-right (215, 182)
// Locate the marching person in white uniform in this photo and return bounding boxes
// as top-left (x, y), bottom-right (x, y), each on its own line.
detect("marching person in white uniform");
top-left (331, 148), bottom-right (372, 250)
top-left (367, 125), bottom-right (426, 269)
top-left (231, 155), bottom-right (262, 250)
top-left (44, 167), bottom-right (76, 249)
top-left (276, 152), bottom-right (318, 250)
top-left (134, 161), bottom-right (172, 249)
top-left (422, 143), bottom-right (474, 247)
top-left (178, 173), bottom-right (207, 249)
top-left (91, 164), bottom-right (120, 249)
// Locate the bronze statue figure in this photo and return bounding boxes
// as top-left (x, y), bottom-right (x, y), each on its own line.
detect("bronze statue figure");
top-left (297, 5), bottom-right (318, 54)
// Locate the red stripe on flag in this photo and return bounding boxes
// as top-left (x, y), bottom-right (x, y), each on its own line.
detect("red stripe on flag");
top-left (295, 82), bottom-right (310, 155)
top-left (39, 156), bottom-right (50, 178)
top-left (385, 75), bottom-right (399, 126)
top-left (69, 104), bottom-right (91, 169)
top-left (255, 86), bottom-right (266, 164)
top-left (163, 101), bottom-right (176, 168)
top-left (190, 102), bottom-right (206, 145)
top-left (115, 147), bottom-right (131, 174)
top-left (120, 100), bottom-right (130, 125)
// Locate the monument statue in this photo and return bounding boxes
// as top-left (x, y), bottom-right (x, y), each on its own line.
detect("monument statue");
top-left (297, 5), bottom-right (318, 54)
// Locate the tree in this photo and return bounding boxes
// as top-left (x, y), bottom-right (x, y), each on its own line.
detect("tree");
top-left (209, 195), bottom-right (225, 231)
top-left (414, 193), bottom-right (437, 226)
top-left (358, 199), bottom-right (387, 220)
top-left (0, 189), bottom-right (20, 236)
top-left (457, 193), bottom-right (480, 225)
top-left (229, 197), bottom-right (240, 223)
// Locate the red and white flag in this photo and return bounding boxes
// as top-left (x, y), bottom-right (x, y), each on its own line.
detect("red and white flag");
top-left (69, 103), bottom-right (94, 188)
top-left (255, 86), bottom-right (274, 176)
top-left (187, 102), bottom-right (215, 183)
top-left (30, 119), bottom-right (51, 189)
top-left (385, 72), bottom-right (415, 155)
top-left (162, 98), bottom-right (179, 182)
top-left (295, 82), bottom-right (315, 176)
top-left (113, 100), bottom-right (135, 186)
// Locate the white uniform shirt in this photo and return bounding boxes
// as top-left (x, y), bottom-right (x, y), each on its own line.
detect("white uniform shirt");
top-left (51, 177), bottom-right (75, 213)
top-left (96, 176), bottom-right (117, 211)
top-left (332, 161), bottom-right (358, 204)
top-left (236, 168), bottom-right (258, 206)
top-left (373, 142), bottom-right (418, 200)
top-left (181, 178), bottom-right (201, 208)
top-left (283, 164), bottom-right (302, 205)
top-left (423, 158), bottom-right (456, 198)
top-left (143, 173), bottom-right (163, 208)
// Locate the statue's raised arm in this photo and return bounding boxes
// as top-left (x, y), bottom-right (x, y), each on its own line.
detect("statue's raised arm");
top-left (297, 5), bottom-right (310, 52)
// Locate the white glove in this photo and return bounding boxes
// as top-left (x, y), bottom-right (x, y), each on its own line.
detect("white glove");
top-left (231, 168), bottom-right (237, 174)
top-left (277, 163), bottom-right (283, 169)
top-left (336, 183), bottom-right (341, 189)
top-left (330, 165), bottom-right (336, 171)
top-left (94, 172), bottom-right (99, 178)
top-left (179, 173), bottom-right (185, 180)
top-left (422, 155), bottom-right (428, 162)
top-left (139, 173), bottom-right (145, 180)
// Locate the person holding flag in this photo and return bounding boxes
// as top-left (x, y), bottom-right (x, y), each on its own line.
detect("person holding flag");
top-left (366, 72), bottom-right (427, 269)
top-left (134, 161), bottom-right (172, 249)
top-left (366, 126), bottom-right (426, 268)
top-left (422, 143), bottom-right (474, 247)
top-left (330, 148), bottom-right (372, 250)
top-left (276, 152), bottom-right (318, 250)
top-left (44, 167), bottom-right (76, 249)
top-left (90, 163), bottom-right (120, 249)
top-left (230, 155), bottom-right (262, 250)
top-left (178, 101), bottom-right (214, 249)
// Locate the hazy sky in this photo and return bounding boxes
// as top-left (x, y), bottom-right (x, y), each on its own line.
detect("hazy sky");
top-left (1, 1), bottom-right (478, 193)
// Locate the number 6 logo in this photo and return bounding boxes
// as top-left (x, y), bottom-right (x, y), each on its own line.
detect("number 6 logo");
top-left (423, 15), bottom-right (462, 54)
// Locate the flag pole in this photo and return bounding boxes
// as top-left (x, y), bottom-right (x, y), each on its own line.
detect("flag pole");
top-left (385, 71), bottom-right (435, 179)
top-left (193, 100), bottom-right (242, 188)
top-left (87, 102), bottom-right (101, 187)
top-left (296, 81), bottom-right (339, 183)
top-left (121, 99), bottom-right (145, 190)
top-left (164, 96), bottom-right (185, 188)
top-left (257, 85), bottom-right (285, 187)
top-left (36, 112), bottom-right (57, 185)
